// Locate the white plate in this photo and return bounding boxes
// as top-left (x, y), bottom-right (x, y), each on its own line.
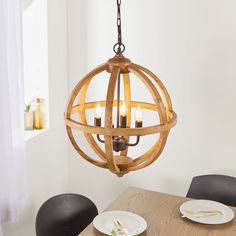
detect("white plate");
top-left (180, 199), bottom-right (235, 224)
top-left (93, 210), bottom-right (147, 235)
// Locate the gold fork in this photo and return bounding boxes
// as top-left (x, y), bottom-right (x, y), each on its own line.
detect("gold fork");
top-left (182, 210), bottom-right (222, 218)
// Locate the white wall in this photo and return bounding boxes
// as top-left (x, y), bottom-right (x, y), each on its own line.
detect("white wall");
top-left (3, 0), bottom-right (69, 235)
top-left (68, 0), bottom-right (236, 211)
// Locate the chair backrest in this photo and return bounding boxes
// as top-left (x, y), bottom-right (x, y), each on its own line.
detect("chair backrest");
top-left (186, 175), bottom-right (236, 207)
top-left (35, 193), bottom-right (98, 236)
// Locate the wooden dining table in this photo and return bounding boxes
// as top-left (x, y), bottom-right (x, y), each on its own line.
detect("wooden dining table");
top-left (80, 187), bottom-right (236, 236)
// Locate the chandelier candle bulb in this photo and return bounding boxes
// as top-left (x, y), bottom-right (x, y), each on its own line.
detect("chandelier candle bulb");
top-left (135, 106), bottom-right (143, 128)
top-left (120, 102), bottom-right (127, 128)
top-left (135, 106), bottom-right (143, 122)
top-left (94, 102), bottom-right (102, 126)
top-left (94, 102), bottom-right (102, 119)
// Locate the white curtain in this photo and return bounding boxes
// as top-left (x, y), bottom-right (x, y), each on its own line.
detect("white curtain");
top-left (0, 0), bottom-right (26, 234)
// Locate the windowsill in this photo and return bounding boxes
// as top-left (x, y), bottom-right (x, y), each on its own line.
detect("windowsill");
top-left (25, 129), bottom-right (48, 141)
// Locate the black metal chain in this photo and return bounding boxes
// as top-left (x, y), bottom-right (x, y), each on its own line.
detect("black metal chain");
top-left (113, 0), bottom-right (125, 54)
top-left (117, 0), bottom-right (122, 45)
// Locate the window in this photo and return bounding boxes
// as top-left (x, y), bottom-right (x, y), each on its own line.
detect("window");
top-left (22, 0), bottom-right (49, 140)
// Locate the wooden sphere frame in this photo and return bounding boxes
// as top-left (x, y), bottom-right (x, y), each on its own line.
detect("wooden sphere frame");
top-left (65, 54), bottom-right (177, 177)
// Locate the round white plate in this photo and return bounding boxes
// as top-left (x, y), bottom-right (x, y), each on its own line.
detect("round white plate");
top-left (180, 200), bottom-right (235, 224)
top-left (93, 210), bottom-right (147, 235)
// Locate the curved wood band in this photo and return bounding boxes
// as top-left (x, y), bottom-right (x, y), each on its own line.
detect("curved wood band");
top-left (65, 111), bottom-right (176, 137)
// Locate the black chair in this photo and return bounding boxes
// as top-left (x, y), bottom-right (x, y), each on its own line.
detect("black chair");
top-left (186, 174), bottom-right (236, 207)
top-left (35, 193), bottom-right (98, 236)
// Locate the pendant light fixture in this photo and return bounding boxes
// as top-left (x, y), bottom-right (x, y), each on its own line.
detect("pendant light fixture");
top-left (65, 0), bottom-right (177, 177)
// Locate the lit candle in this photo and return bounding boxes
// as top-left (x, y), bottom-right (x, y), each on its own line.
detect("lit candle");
top-left (135, 105), bottom-right (143, 127)
top-left (120, 102), bottom-right (127, 128)
top-left (94, 102), bottom-right (102, 126)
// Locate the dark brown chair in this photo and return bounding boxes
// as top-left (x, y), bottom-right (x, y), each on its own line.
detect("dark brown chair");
top-left (35, 193), bottom-right (98, 236)
top-left (186, 175), bottom-right (236, 207)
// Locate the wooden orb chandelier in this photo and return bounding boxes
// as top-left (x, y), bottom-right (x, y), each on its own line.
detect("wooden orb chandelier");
top-left (64, 0), bottom-right (177, 177)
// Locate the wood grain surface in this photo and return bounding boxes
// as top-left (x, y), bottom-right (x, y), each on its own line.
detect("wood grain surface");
top-left (80, 187), bottom-right (236, 236)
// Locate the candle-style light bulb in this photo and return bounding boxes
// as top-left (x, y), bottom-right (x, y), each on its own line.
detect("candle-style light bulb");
top-left (120, 102), bottom-right (127, 128)
top-left (135, 106), bottom-right (143, 122)
top-left (94, 102), bottom-right (102, 119)
top-left (120, 102), bottom-right (126, 117)
top-left (135, 106), bottom-right (143, 128)
top-left (119, 101), bottom-right (127, 128)
top-left (94, 102), bottom-right (102, 126)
